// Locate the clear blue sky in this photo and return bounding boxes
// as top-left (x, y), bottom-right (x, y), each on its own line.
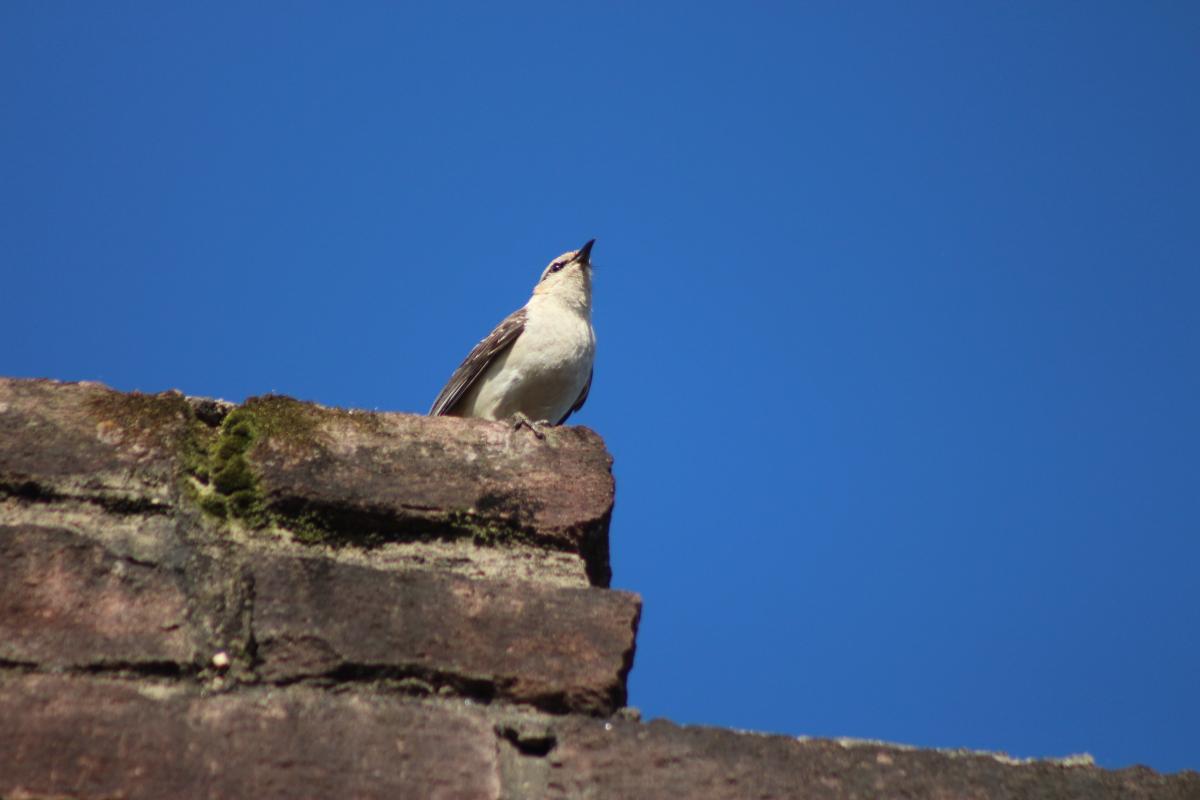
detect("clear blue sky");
top-left (3, 2), bottom-right (1197, 773)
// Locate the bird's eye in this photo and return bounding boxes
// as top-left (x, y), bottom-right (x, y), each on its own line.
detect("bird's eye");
top-left (549, 261), bottom-right (566, 273)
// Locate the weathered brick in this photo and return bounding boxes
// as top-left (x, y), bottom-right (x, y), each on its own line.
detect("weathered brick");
top-left (0, 525), bottom-right (198, 668)
top-left (541, 717), bottom-right (1200, 800)
top-left (0, 674), bottom-right (501, 800)
top-left (537, 719), bottom-right (1200, 800)
top-left (1, 377), bottom-right (1193, 798)
top-left (241, 395), bottom-right (615, 584)
top-left (0, 378), bottom-right (195, 509)
top-left (252, 553), bottom-right (641, 716)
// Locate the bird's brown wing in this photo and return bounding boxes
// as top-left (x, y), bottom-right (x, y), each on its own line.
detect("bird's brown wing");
top-left (556, 367), bottom-right (592, 425)
top-left (429, 308), bottom-right (527, 416)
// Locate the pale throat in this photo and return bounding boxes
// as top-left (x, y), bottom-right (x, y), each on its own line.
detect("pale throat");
top-left (532, 274), bottom-right (592, 316)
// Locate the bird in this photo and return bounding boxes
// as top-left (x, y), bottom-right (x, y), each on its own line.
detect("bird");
top-left (429, 239), bottom-right (596, 433)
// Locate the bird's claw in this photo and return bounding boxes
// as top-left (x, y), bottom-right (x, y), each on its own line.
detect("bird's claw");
top-left (509, 412), bottom-right (550, 439)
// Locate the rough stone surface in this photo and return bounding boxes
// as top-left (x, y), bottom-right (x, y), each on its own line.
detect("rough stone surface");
top-left (1, 377), bottom-right (1194, 798)
top-left (243, 396), bottom-right (616, 585)
top-left (3, 674), bottom-right (1195, 800)
top-left (0, 674), bottom-right (501, 800)
top-left (0, 377), bottom-right (615, 587)
top-left (0, 378), bottom-right (194, 510)
top-left (252, 553), bottom-right (640, 714)
top-left (0, 377), bottom-right (635, 713)
top-left (540, 718), bottom-right (1200, 799)
top-left (0, 524), bottom-right (198, 669)
top-left (298, 537), bottom-right (592, 589)
top-left (0, 493), bottom-right (184, 565)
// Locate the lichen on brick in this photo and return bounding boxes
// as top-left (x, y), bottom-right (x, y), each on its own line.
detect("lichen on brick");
top-left (239, 395), bottom-right (323, 451)
top-left (85, 388), bottom-right (194, 450)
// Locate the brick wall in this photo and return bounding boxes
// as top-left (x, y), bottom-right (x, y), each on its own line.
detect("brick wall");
top-left (1, 378), bottom-right (1195, 798)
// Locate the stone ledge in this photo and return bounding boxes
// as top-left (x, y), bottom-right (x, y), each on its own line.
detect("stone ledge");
top-left (0, 523), bottom-right (639, 717)
top-left (0, 378), bottom-right (195, 510)
top-left (242, 395), bottom-right (615, 586)
top-left (2, 674), bottom-right (1194, 800)
top-left (3, 375), bottom-right (1194, 797)
top-left (0, 377), bottom-right (616, 587)
top-left (0, 674), bottom-right (501, 800)
top-left (540, 716), bottom-right (1200, 799)
top-left (252, 551), bottom-right (640, 715)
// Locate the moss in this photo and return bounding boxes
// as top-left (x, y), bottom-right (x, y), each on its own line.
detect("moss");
top-left (200, 397), bottom-right (353, 544)
top-left (179, 417), bottom-right (216, 484)
top-left (182, 399), bottom-right (329, 540)
top-left (201, 408), bottom-right (269, 527)
top-left (340, 408), bottom-right (388, 435)
top-left (240, 395), bottom-right (322, 450)
top-left (215, 426), bottom-right (253, 461)
top-left (190, 460), bottom-right (210, 483)
top-left (227, 490), bottom-right (265, 525)
top-left (444, 510), bottom-right (527, 547)
top-left (180, 394), bottom-right (524, 552)
top-left (85, 388), bottom-right (225, 521)
top-left (287, 510), bottom-right (338, 545)
top-left (211, 452), bottom-right (255, 494)
top-left (86, 388), bottom-right (194, 449)
top-left (199, 493), bottom-right (229, 519)
top-left (178, 405), bottom-right (267, 530)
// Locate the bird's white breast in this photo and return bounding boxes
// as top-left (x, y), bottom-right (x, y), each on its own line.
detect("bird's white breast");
top-left (460, 294), bottom-right (594, 423)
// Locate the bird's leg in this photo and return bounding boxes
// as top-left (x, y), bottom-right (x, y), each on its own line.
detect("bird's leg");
top-left (508, 412), bottom-right (549, 439)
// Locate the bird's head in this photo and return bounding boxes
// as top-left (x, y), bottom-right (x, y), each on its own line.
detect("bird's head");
top-left (533, 239), bottom-right (595, 307)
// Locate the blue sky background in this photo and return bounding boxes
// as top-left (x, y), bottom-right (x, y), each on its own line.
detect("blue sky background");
top-left (2, 2), bottom-right (1197, 773)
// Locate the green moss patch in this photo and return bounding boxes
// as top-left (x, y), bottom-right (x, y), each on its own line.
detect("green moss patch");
top-left (202, 408), bottom-right (268, 528)
top-left (238, 395), bottom-right (322, 451)
top-left (179, 394), bottom-right (539, 553)
top-left (183, 399), bottom-right (336, 543)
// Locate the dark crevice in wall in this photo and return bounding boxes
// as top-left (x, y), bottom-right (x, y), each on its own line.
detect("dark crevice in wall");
top-left (268, 662), bottom-right (502, 707)
top-left (0, 480), bottom-right (171, 517)
top-left (497, 724), bottom-right (557, 757)
top-left (186, 397), bottom-right (231, 428)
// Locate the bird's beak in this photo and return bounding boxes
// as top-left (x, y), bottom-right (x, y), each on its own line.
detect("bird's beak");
top-left (575, 239), bottom-right (596, 264)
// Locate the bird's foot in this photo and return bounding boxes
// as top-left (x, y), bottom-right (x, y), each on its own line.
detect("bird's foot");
top-left (509, 412), bottom-right (550, 439)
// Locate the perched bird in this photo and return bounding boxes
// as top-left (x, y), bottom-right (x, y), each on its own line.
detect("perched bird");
top-left (429, 239), bottom-right (596, 431)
